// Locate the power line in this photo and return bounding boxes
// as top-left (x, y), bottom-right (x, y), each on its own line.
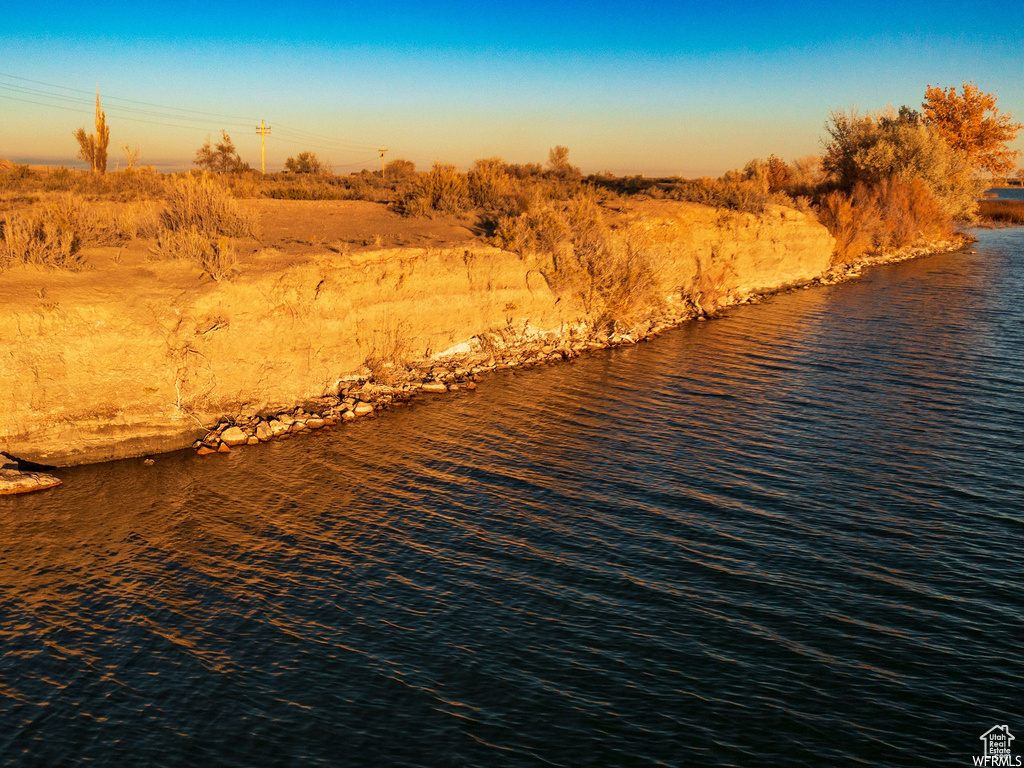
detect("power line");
top-left (0, 71), bottom-right (455, 171)
top-left (0, 71), bottom-right (261, 123)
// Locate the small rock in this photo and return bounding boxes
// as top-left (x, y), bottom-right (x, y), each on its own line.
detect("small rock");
top-left (291, 421), bottom-right (308, 432)
top-left (143, 458), bottom-right (155, 466)
top-left (217, 443), bottom-right (232, 454)
top-left (247, 436), bottom-right (260, 445)
top-left (197, 446), bottom-right (216, 456)
top-left (421, 381), bottom-right (448, 394)
top-left (466, 381), bottom-right (477, 390)
top-left (306, 418), bottom-right (325, 429)
top-left (341, 410), bottom-right (356, 421)
top-left (354, 402), bottom-right (374, 416)
top-left (220, 426), bottom-right (248, 446)
top-left (256, 422), bottom-right (274, 441)
top-left (269, 419), bottom-right (290, 437)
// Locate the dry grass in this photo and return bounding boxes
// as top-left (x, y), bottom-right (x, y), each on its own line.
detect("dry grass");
top-left (0, 194), bottom-right (107, 269)
top-left (363, 315), bottom-right (413, 384)
top-left (159, 174), bottom-right (258, 238)
top-left (153, 229), bottom-right (237, 281)
top-left (150, 175), bottom-right (257, 278)
top-left (978, 198), bottom-right (1024, 224)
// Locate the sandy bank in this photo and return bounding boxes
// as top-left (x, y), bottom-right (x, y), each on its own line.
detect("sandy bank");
top-left (3, 198), bottom-right (840, 466)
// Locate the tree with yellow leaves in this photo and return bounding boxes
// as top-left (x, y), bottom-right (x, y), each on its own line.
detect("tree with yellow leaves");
top-left (73, 90), bottom-right (110, 174)
top-left (922, 83), bottom-right (1022, 176)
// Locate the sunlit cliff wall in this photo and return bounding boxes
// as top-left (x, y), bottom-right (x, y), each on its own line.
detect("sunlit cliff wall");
top-left (1, 202), bottom-right (834, 466)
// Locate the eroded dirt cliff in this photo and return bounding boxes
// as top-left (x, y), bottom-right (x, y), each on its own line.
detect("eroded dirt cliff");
top-left (1, 200), bottom-right (834, 465)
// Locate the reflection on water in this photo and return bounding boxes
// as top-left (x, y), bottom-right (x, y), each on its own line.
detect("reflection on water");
top-left (1, 229), bottom-right (1023, 766)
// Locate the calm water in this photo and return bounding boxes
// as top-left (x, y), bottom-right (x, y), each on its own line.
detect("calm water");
top-left (988, 186), bottom-right (1024, 200)
top-left (2, 229), bottom-right (1023, 767)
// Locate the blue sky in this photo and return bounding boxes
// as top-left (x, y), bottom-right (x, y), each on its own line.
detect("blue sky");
top-left (2, 1), bottom-right (1023, 175)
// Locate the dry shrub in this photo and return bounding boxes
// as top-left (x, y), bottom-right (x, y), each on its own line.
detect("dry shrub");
top-left (467, 158), bottom-right (530, 216)
top-left (872, 176), bottom-right (949, 247)
top-left (0, 194), bottom-right (102, 269)
top-left (153, 175), bottom-right (255, 277)
top-left (669, 177), bottom-right (773, 213)
top-left (817, 176), bottom-right (950, 264)
top-left (687, 250), bottom-right (736, 316)
top-left (264, 178), bottom-right (348, 200)
top-left (154, 229), bottom-right (236, 281)
top-left (160, 174), bottom-right (258, 238)
top-left (114, 202), bottom-right (161, 240)
top-left (817, 189), bottom-right (878, 264)
top-left (495, 196), bottom-right (661, 328)
top-left (399, 163), bottom-right (470, 217)
top-left (364, 316), bottom-right (412, 384)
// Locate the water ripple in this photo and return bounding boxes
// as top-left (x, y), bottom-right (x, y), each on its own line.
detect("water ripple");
top-left (2, 231), bottom-right (1023, 766)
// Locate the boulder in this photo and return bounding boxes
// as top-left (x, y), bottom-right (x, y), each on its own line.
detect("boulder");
top-left (220, 426), bottom-right (248, 447)
top-left (256, 421), bottom-right (274, 441)
top-left (353, 402), bottom-right (374, 416)
top-left (0, 469), bottom-right (62, 495)
top-left (306, 418), bottom-right (325, 429)
top-left (269, 419), bottom-right (290, 437)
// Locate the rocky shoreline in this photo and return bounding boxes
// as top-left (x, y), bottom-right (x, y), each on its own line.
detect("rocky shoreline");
top-left (0, 233), bottom-right (970, 492)
top-left (187, 235), bottom-right (972, 457)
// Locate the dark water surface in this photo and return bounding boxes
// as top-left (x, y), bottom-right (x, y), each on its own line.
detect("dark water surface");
top-left (2, 230), bottom-right (1023, 767)
top-left (989, 187), bottom-right (1024, 200)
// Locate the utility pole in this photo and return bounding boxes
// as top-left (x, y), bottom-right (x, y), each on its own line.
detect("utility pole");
top-left (256, 120), bottom-right (271, 174)
top-left (379, 146), bottom-right (388, 180)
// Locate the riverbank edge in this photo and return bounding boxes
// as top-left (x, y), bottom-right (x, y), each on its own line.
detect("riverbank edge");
top-left (0, 230), bottom-right (970, 484)
top-left (90, 234), bottom-right (979, 465)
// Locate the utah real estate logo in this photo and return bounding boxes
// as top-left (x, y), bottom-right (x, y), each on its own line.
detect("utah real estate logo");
top-left (975, 726), bottom-right (1020, 766)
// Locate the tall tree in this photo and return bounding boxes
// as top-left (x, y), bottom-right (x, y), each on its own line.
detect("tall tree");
top-left (923, 83), bottom-right (1023, 176)
top-left (284, 151), bottom-right (325, 174)
top-left (73, 89), bottom-right (110, 174)
top-left (194, 131), bottom-right (247, 173)
top-left (547, 145), bottom-right (580, 180)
